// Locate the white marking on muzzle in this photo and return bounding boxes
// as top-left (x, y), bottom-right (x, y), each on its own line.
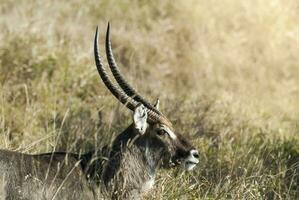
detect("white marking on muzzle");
top-left (183, 150), bottom-right (199, 171)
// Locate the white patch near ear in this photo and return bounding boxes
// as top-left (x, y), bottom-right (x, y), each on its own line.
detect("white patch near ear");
top-left (162, 126), bottom-right (177, 140)
top-left (133, 104), bottom-right (148, 134)
top-left (153, 98), bottom-right (160, 110)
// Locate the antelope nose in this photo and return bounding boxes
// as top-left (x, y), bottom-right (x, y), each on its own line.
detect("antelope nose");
top-left (190, 149), bottom-right (199, 159)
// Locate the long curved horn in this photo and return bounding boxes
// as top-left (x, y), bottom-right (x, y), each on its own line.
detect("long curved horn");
top-left (94, 26), bottom-right (137, 111)
top-left (94, 27), bottom-right (170, 126)
top-left (105, 23), bottom-right (162, 116)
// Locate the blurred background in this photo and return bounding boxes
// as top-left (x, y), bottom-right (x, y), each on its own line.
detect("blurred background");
top-left (0, 0), bottom-right (298, 199)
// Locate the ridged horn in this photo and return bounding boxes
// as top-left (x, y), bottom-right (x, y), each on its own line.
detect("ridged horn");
top-left (105, 22), bottom-right (162, 116)
top-left (94, 26), bottom-right (137, 111)
top-left (94, 26), bottom-right (170, 126)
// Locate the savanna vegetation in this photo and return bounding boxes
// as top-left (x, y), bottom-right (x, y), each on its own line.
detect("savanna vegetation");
top-left (0, 0), bottom-right (298, 199)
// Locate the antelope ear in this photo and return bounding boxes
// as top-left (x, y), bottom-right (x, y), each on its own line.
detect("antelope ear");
top-left (133, 104), bottom-right (148, 134)
top-left (153, 98), bottom-right (160, 110)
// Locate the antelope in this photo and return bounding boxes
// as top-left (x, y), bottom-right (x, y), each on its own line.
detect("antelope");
top-left (0, 23), bottom-right (199, 200)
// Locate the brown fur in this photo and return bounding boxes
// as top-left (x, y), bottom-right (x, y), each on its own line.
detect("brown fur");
top-left (102, 123), bottom-right (196, 199)
top-left (0, 119), bottom-right (196, 200)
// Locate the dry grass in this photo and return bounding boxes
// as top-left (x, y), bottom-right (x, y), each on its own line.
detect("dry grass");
top-left (0, 0), bottom-right (298, 199)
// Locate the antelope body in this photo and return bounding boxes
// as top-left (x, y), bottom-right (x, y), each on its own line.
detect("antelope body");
top-left (0, 24), bottom-right (199, 200)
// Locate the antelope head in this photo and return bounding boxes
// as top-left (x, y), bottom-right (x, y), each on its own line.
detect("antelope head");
top-left (94, 23), bottom-right (199, 171)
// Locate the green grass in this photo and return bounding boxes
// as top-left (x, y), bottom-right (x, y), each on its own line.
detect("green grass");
top-left (0, 0), bottom-right (299, 199)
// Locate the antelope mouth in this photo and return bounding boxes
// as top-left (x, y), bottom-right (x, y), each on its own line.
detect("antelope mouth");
top-left (183, 159), bottom-right (199, 171)
top-left (186, 161), bottom-right (198, 165)
top-left (169, 158), bottom-right (199, 171)
top-left (169, 158), bottom-right (199, 169)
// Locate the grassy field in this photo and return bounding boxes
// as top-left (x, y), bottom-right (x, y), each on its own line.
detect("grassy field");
top-left (0, 0), bottom-right (299, 199)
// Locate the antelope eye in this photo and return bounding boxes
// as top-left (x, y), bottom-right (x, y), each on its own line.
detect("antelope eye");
top-left (157, 129), bottom-right (167, 136)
